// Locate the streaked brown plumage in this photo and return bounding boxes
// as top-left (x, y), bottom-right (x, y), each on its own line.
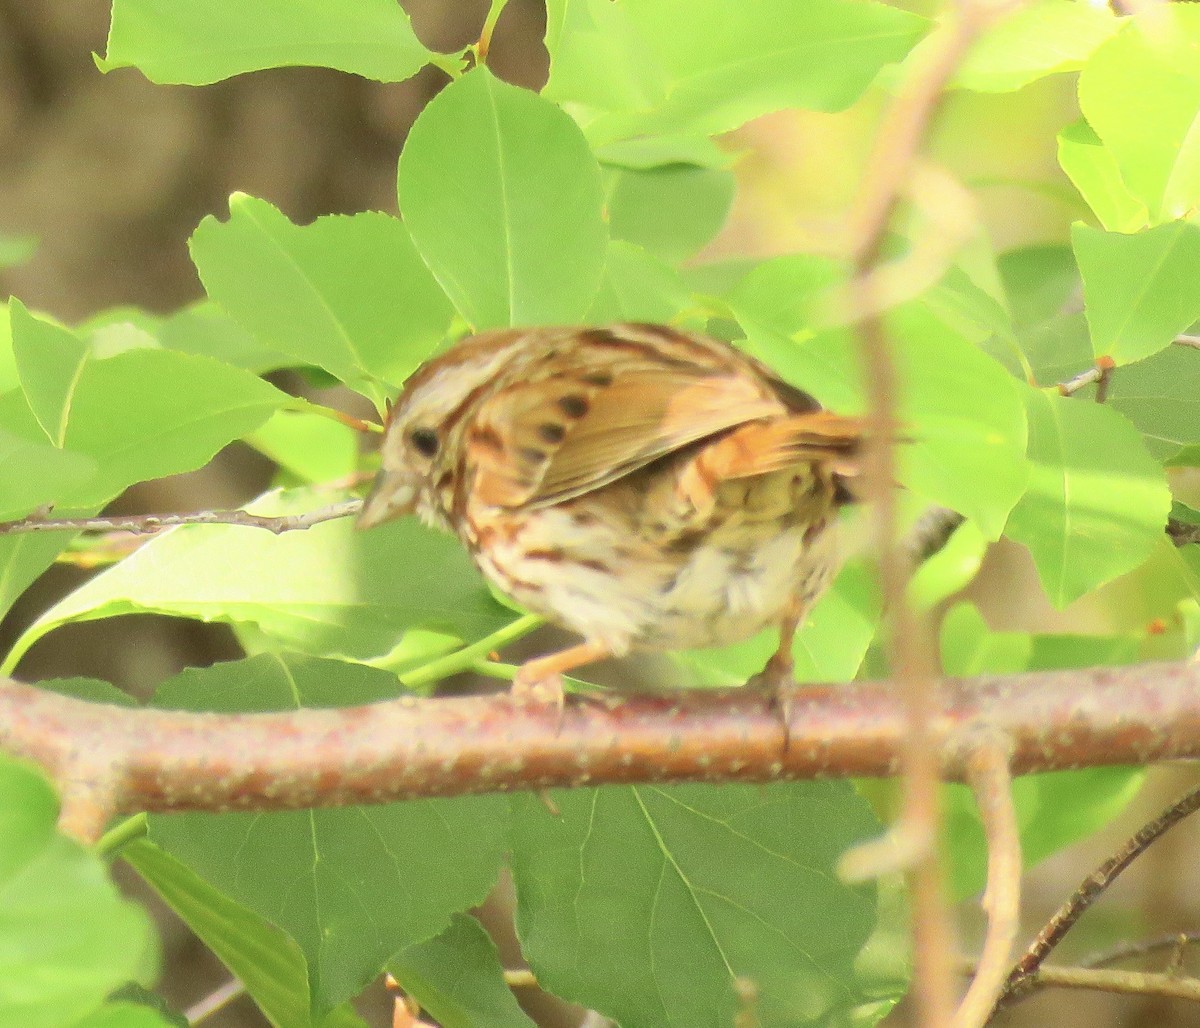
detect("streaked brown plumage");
top-left (359, 323), bottom-right (864, 706)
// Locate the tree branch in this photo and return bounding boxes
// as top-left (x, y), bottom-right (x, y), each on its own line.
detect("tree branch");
top-left (5, 660), bottom-right (1200, 843)
top-left (0, 499), bottom-right (362, 536)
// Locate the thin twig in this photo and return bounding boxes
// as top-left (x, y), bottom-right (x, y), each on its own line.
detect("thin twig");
top-left (1057, 367), bottom-right (1103, 397)
top-left (1058, 337), bottom-right (1197, 397)
top-left (1166, 934), bottom-right (1189, 977)
top-left (1081, 931), bottom-right (1200, 970)
top-left (955, 730), bottom-right (1020, 1028)
top-left (6, 661), bottom-right (1200, 843)
top-left (186, 978), bottom-right (247, 1025)
top-left (0, 499), bottom-right (362, 537)
top-left (989, 963), bottom-right (1200, 1004)
top-left (1057, 355), bottom-right (1116, 400)
top-left (997, 783), bottom-right (1200, 1012)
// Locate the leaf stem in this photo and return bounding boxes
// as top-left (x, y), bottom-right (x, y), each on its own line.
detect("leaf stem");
top-left (399, 613), bottom-right (542, 689)
top-left (475, 0), bottom-right (510, 62)
top-left (95, 812), bottom-right (147, 858)
top-left (281, 396), bottom-right (383, 434)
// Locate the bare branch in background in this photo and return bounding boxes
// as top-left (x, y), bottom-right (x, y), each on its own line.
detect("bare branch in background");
top-left (995, 783), bottom-right (1200, 1015)
top-left (1080, 931), bottom-right (1200, 971)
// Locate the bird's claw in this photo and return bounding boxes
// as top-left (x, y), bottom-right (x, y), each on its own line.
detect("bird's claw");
top-left (511, 668), bottom-right (566, 726)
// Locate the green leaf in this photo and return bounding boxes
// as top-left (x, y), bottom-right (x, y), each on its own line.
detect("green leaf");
top-left (999, 245), bottom-right (1080, 331)
top-left (1169, 445), bottom-right (1200, 467)
top-left (101, 0), bottom-right (433, 85)
top-left (1088, 540), bottom-right (1200, 659)
top-left (991, 244), bottom-right (1092, 385)
top-left (943, 763), bottom-right (1143, 902)
top-left (988, 243), bottom-right (1200, 466)
top-left (545, 0), bottom-right (927, 143)
top-left (191, 197), bottom-right (454, 403)
top-left (675, 559), bottom-right (879, 686)
top-left (157, 302), bottom-right (295, 375)
top-left (125, 840), bottom-right (366, 1028)
top-left (147, 654), bottom-right (508, 1014)
top-left (74, 1002), bottom-right (177, 1028)
top-left (4, 488), bottom-right (513, 672)
top-left (245, 410), bottom-right (357, 485)
top-left (0, 303), bottom-right (16, 394)
top-left (398, 68), bottom-right (608, 329)
top-left (9, 299), bottom-right (91, 447)
top-left (951, 0), bottom-right (1117, 93)
top-left (389, 914), bottom-right (536, 1028)
top-left (1106, 341), bottom-right (1200, 460)
top-left (67, 348), bottom-right (285, 506)
top-left (1004, 387), bottom-right (1172, 607)
top-left (1073, 221), bottom-right (1200, 366)
top-left (605, 163), bottom-right (734, 262)
top-left (1174, 500), bottom-right (1200, 528)
top-left (0, 534), bottom-right (76, 624)
top-left (0, 315), bottom-right (286, 512)
top-left (907, 518), bottom-right (988, 614)
top-left (40, 676), bottom-right (136, 706)
top-left (1057, 120), bottom-right (1148, 233)
top-left (585, 241), bottom-right (694, 324)
top-left (0, 426), bottom-right (97, 521)
top-left (1077, 6), bottom-right (1200, 224)
top-left (0, 755), bottom-right (157, 1028)
top-left (511, 783), bottom-right (893, 1027)
top-left (543, 0), bottom-right (670, 114)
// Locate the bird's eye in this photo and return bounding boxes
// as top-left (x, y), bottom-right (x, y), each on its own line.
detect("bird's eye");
top-left (409, 426), bottom-right (440, 458)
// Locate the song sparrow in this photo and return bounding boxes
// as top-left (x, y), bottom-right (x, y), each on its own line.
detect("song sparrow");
top-left (359, 323), bottom-right (864, 707)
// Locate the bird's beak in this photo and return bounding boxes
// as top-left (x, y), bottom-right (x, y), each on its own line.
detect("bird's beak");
top-left (357, 475), bottom-right (416, 530)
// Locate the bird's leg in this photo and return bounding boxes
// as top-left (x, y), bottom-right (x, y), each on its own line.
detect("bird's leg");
top-left (749, 599), bottom-right (805, 753)
top-left (512, 639), bottom-right (611, 716)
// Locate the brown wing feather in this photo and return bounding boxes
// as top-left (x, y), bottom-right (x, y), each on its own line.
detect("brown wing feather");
top-left (697, 412), bottom-right (864, 480)
top-left (464, 332), bottom-right (790, 509)
top-left (675, 412), bottom-right (865, 513)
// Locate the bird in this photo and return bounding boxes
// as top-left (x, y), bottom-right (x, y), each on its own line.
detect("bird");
top-left (359, 322), bottom-right (864, 709)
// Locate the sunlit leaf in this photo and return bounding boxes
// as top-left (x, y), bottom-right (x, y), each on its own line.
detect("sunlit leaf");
top-left (1005, 387), bottom-right (1171, 606)
top-left (4, 488), bottom-right (513, 673)
top-left (191, 197), bottom-right (454, 404)
top-left (101, 0), bottom-right (433, 85)
top-left (1073, 221), bottom-right (1200, 366)
top-left (1078, 6), bottom-right (1200, 222)
top-left (398, 68), bottom-right (607, 330)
